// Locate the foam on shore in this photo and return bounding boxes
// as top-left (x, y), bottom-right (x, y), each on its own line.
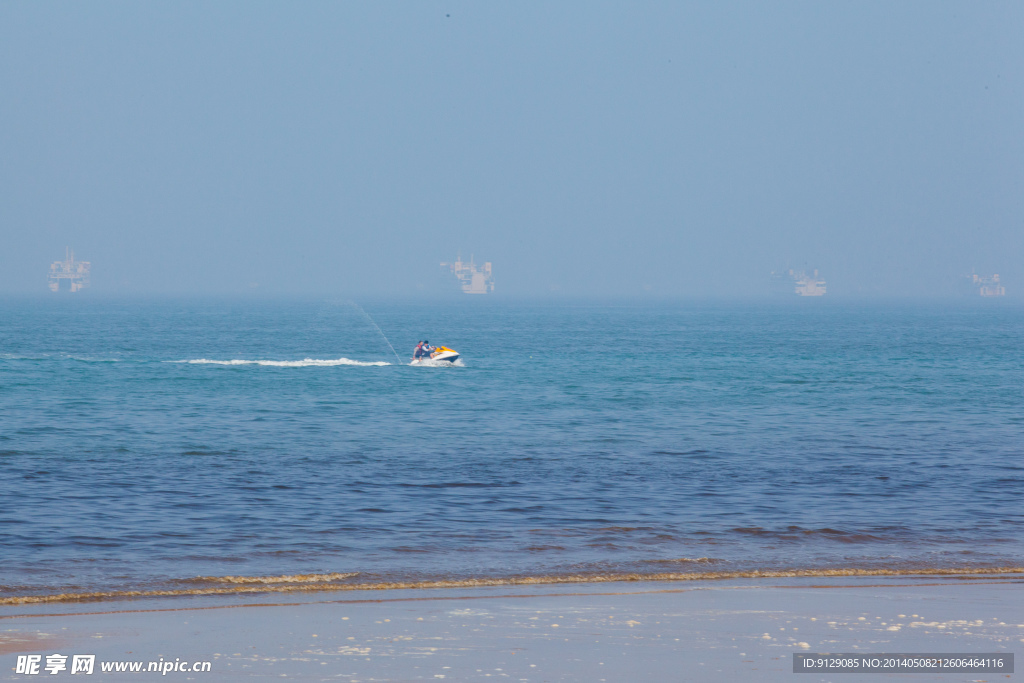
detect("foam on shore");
top-left (3, 566), bottom-right (1022, 606)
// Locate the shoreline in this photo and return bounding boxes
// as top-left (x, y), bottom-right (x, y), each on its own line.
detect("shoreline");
top-left (2, 566), bottom-right (1023, 607)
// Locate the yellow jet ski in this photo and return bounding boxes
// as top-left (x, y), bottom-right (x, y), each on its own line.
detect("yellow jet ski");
top-left (430, 348), bottom-right (458, 362)
top-left (412, 345), bottom-right (460, 364)
top-left (428, 346), bottom-right (459, 363)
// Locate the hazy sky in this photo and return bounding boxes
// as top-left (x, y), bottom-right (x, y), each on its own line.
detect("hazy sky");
top-left (2, 2), bottom-right (1021, 297)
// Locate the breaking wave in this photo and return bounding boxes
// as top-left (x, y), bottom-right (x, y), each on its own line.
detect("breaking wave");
top-left (169, 358), bottom-right (390, 367)
top-left (191, 572), bottom-right (359, 585)
top-left (2, 567), bottom-right (1022, 606)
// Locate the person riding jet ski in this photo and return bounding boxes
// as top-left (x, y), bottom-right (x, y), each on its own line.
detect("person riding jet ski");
top-left (411, 340), bottom-right (459, 364)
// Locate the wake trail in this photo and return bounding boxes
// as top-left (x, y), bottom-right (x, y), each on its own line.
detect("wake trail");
top-left (168, 358), bottom-right (389, 367)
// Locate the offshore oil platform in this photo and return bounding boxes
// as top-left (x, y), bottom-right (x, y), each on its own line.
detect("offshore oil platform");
top-left (441, 254), bottom-right (494, 294)
top-left (770, 268), bottom-right (826, 296)
top-left (48, 247), bottom-right (91, 292)
top-left (967, 273), bottom-right (1005, 297)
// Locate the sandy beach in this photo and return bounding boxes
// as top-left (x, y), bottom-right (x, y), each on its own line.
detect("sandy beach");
top-left (2, 573), bottom-right (1020, 681)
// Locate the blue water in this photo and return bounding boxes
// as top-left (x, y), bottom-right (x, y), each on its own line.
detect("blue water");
top-left (1, 297), bottom-right (1022, 595)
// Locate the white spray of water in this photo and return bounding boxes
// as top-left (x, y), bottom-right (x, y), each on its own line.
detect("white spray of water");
top-left (409, 358), bottom-right (465, 367)
top-left (349, 301), bottom-right (403, 365)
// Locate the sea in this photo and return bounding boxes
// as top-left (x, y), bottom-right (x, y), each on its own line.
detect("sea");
top-left (1, 297), bottom-right (1021, 603)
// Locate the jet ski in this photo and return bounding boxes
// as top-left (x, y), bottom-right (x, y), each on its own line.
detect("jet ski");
top-left (430, 346), bottom-right (459, 362)
top-left (412, 346), bottom-right (460, 364)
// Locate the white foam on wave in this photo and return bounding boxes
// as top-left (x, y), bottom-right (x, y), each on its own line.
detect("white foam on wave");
top-left (409, 358), bottom-right (465, 367)
top-left (170, 358), bottom-right (390, 367)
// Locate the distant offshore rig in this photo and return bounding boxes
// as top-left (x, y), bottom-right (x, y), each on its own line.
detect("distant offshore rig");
top-left (48, 248), bottom-right (91, 292)
top-left (968, 273), bottom-right (1005, 297)
top-left (768, 269), bottom-right (1009, 298)
top-left (441, 254), bottom-right (494, 294)
top-left (771, 268), bottom-right (826, 296)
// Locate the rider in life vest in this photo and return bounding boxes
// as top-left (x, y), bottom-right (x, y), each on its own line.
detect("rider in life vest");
top-left (414, 340), bottom-right (435, 360)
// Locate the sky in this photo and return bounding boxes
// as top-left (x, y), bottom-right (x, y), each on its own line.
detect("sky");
top-left (1, 1), bottom-right (1021, 297)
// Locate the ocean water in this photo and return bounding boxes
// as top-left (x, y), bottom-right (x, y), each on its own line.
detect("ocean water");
top-left (1, 297), bottom-right (1022, 601)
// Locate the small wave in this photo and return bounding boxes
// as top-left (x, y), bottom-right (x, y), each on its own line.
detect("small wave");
top-left (3, 567), bottom-right (1023, 606)
top-left (644, 557), bottom-right (721, 564)
top-left (728, 526), bottom-right (890, 543)
top-left (168, 358), bottom-right (390, 367)
top-left (190, 572), bottom-right (359, 585)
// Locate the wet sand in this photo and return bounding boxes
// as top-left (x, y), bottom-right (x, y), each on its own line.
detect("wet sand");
top-left (2, 574), bottom-right (1021, 681)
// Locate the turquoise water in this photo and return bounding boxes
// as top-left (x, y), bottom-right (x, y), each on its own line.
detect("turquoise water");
top-left (1, 297), bottom-right (1021, 596)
